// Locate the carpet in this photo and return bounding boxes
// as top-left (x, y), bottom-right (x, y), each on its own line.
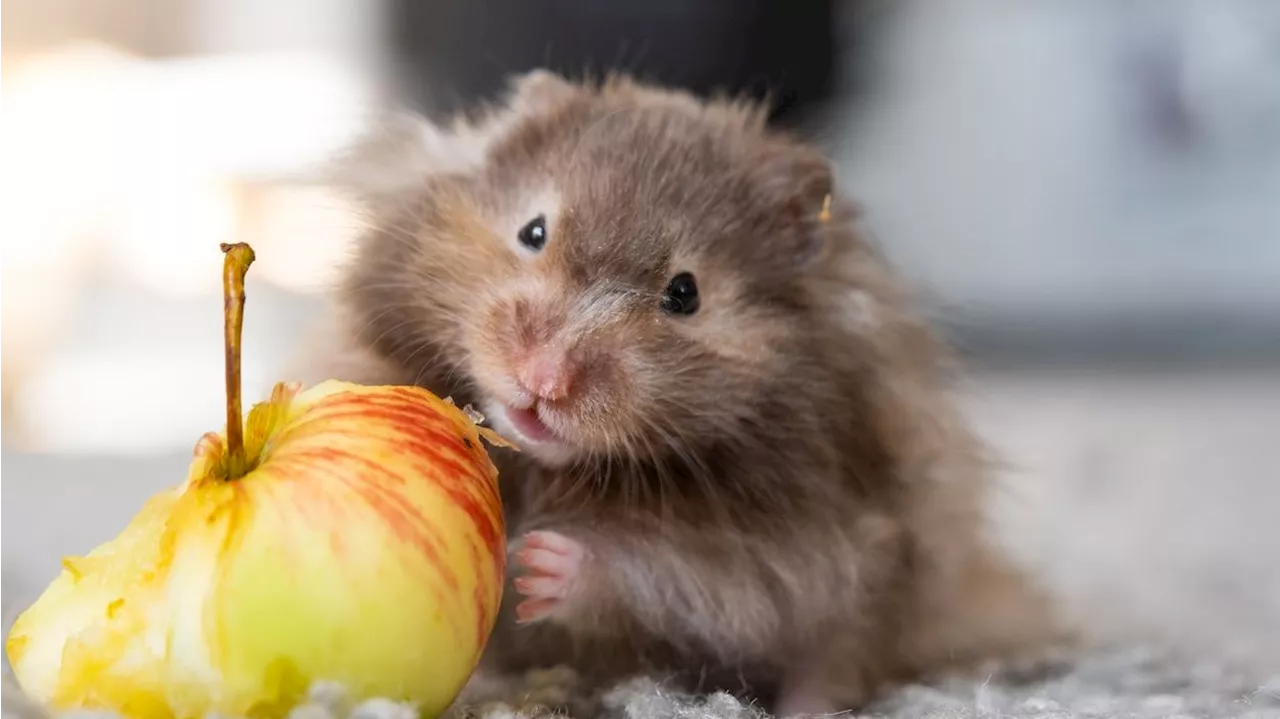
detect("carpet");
top-left (447, 647), bottom-right (1280, 719)
top-left (5, 646), bottom-right (1279, 719)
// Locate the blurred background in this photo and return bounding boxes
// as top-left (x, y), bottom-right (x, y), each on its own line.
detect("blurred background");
top-left (3, 0), bottom-right (1280, 678)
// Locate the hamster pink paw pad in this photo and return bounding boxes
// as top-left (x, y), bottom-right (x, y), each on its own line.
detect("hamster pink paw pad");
top-left (513, 530), bottom-right (586, 622)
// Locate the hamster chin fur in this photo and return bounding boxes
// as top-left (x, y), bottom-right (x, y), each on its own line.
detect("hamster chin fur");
top-left (299, 69), bottom-right (1075, 714)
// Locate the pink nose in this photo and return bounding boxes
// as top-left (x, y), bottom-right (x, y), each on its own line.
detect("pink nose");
top-left (516, 349), bottom-right (575, 401)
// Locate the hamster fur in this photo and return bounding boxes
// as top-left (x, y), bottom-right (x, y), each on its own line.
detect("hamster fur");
top-left (295, 70), bottom-right (1071, 715)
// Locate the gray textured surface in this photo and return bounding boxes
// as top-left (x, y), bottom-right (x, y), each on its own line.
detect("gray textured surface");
top-left (4, 370), bottom-right (1280, 718)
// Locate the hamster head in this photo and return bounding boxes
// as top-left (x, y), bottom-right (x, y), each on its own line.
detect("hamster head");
top-left (340, 71), bottom-right (839, 468)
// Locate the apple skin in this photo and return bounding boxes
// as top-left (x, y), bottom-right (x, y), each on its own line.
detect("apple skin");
top-left (5, 380), bottom-right (511, 719)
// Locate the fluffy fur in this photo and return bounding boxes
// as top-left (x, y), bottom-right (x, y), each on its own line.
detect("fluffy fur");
top-left (297, 70), bottom-right (1069, 714)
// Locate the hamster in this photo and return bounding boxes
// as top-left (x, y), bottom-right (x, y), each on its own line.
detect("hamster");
top-left (296, 70), bottom-right (1071, 715)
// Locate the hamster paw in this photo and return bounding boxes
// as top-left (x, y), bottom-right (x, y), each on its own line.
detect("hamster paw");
top-left (513, 530), bottom-right (585, 623)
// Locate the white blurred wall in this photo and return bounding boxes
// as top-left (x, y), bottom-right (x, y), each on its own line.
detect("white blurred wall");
top-left (2, 0), bottom-right (381, 61)
top-left (1, 0), bottom-right (387, 453)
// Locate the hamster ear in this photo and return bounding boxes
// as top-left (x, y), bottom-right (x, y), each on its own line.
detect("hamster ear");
top-left (506, 69), bottom-right (579, 116)
top-left (752, 142), bottom-right (837, 267)
top-left (325, 109), bottom-right (482, 212)
top-left (326, 70), bottom-right (579, 212)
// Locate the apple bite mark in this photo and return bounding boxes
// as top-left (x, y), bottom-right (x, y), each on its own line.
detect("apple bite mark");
top-left (512, 531), bottom-right (586, 623)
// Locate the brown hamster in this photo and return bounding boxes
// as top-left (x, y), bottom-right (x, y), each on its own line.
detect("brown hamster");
top-left (295, 70), bottom-right (1070, 715)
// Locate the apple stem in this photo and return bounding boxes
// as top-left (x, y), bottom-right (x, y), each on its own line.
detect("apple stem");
top-left (220, 242), bottom-right (256, 480)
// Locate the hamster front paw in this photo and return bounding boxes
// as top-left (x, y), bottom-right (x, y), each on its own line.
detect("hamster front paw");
top-left (513, 530), bottom-right (586, 623)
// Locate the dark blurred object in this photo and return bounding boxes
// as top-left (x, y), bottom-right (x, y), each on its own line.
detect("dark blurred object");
top-left (384, 0), bottom-right (856, 132)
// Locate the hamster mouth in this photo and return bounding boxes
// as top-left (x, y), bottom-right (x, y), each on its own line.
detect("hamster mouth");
top-left (498, 402), bottom-right (565, 450)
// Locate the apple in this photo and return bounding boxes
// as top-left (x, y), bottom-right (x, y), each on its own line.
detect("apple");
top-left (5, 243), bottom-right (513, 719)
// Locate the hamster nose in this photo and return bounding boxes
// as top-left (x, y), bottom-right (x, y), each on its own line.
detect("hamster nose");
top-left (515, 349), bottom-right (577, 402)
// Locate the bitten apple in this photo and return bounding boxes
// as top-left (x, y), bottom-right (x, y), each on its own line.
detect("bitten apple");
top-left (5, 243), bottom-right (513, 719)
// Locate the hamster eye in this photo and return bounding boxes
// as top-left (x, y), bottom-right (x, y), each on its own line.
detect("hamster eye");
top-left (517, 214), bottom-right (548, 251)
top-left (661, 272), bottom-right (700, 316)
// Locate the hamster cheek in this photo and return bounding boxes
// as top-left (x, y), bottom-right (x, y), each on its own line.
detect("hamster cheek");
top-left (674, 276), bottom-right (794, 371)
